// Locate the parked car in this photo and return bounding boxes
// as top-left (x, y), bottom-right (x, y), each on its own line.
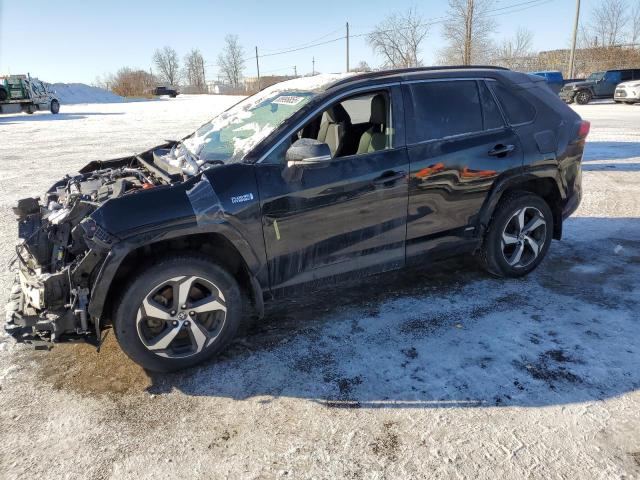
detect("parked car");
top-left (613, 79), bottom-right (640, 104)
top-left (153, 86), bottom-right (179, 98)
top-left (0, 74), bottom-right (60, 114)
top-left (560, 68), bottom-right (640, 104)
top-left (530, 70), bottom-right (564, 93)
top-left (6, 66), bottom-right (589, 371)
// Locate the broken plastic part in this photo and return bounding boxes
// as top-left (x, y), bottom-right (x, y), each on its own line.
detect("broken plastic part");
top-left (186, 175), bottom-right (224, 225)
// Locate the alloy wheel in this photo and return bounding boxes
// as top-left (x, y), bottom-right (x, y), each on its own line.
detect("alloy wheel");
top-left (501, 206), bottom-right (547, 269)
top-left (136, 275), bottom-right (227, 358)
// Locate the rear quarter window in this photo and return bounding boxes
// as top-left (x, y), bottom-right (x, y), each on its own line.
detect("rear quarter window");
top-left (488, 81), bottom-right (536, 125)
top-left (406, 80), bottom-right (483, 143)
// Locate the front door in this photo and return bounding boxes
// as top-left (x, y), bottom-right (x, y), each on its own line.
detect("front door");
top-left (402, 79), bottom-right (524, 259)
top-left (255, 86), bottom-right (410, 290)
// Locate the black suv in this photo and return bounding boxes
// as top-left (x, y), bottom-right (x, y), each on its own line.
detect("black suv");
top-left (153, 86), bottom-right (179, 98)
top-left (6, 67), bottom-right (588, 371)
top-left (559, 68), bottom-right (640, 104)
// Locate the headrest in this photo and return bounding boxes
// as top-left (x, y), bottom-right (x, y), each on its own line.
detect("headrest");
top-left (370, 94), bottom-right (386, 125)
top-left (326, 103), bottom-right (351, 124)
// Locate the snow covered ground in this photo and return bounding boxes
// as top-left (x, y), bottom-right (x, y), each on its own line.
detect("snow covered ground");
top-left (49, 83), bottom-right (125, 104)
top-left (0, 97), bottom-right (639, 479)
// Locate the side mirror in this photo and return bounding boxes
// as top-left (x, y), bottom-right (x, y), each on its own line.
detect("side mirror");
top-left (285, 138), bottom-right (332, 169)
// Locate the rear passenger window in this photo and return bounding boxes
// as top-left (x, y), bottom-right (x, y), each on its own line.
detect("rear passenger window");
top-left (478, 81), bottom-right (504, 130)
top-left (488, 82), bottom-right (536, 125)
top-left (407, 80), bottom-right (482, 143)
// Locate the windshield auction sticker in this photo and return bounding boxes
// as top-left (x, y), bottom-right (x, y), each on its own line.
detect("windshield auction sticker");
top-left (272, 95), bottom-right (305, 105)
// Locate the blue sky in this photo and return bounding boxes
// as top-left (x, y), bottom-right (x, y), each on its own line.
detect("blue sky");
top-left (0, 0), bottom-right (592, 84)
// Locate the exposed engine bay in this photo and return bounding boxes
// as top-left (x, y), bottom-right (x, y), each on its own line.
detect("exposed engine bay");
top-left (5, 143), bottom-right (191, 344)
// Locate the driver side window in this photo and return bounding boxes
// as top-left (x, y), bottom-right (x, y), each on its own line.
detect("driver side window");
top-left (263, 90), bottom-right (392, 164)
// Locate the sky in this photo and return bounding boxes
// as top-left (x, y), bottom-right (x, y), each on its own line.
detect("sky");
top-left (0, 0), bottom-right (595, 84)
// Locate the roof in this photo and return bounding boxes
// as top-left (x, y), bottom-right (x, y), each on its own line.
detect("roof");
top-left (327, 65), bottom-right (511, 90)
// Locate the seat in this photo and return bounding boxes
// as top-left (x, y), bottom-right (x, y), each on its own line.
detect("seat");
top-left (357, 94), bottom-right (388, 154)
top-left (317, 103), bottom-right (350, 157)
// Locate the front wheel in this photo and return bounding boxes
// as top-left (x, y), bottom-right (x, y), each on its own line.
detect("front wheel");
top-left (575, 90), bottom-right (592, 105)
top-left (114, 255), bottom-right (242, 372)
top-left (478, 193), bottom-right (553, 278)
top-left (50, 100), bottom-right (60, 114)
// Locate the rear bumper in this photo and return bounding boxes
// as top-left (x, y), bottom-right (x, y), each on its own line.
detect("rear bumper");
top-left (562, 187), bottom-right (581, 220)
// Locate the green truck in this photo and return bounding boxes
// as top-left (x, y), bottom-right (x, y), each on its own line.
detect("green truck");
top-left (0, 74), bottom-right (60, 114)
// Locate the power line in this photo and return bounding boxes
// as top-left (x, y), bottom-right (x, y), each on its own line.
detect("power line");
top-left (206, 0), bottom-right (557, 76)
top-left (259, 26), bottom-right (344, 54)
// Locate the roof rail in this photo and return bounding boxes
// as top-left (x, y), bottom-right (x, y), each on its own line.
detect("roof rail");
top-left (329, 65), bottom-right (510, 89)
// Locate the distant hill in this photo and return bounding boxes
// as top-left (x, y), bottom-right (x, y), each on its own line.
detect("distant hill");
top-left (47, 83), bottom-right (123, 104)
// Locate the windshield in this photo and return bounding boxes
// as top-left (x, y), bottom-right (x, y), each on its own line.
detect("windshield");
top-left (586, 71), bottom-right (605, 82)
top-left (180, 73), bottom-right (354, 165)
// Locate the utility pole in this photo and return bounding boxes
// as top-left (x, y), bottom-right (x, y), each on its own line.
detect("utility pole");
top-left (201, 62), bottom-right (206, 93)
top-left (312, 57), bottom-right (315, 75)
top-left (568, 0), bottom-right (581, 78)
top-left (464, 0), bottom-right (474, 66)
top-left (255, 46), bottom-right (261, 91)
top-left (346, 22), bottom-right (350, 72)
top-left (294, 65), bottom-right (297, 77)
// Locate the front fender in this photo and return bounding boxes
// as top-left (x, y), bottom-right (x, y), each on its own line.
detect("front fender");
top-left (87, 220), bottom-right (265, 320)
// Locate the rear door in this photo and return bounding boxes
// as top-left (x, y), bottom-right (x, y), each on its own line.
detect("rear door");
top-left (255, 85), bottom-right (410, 290)
top-left (403, 78), bottom-right (524, 260)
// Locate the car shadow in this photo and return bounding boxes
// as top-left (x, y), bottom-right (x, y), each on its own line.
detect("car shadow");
top-left (583, 141), bottom-right (640, 162)
top-left (139, 217), bottom-right (640, 409)
top-left (0, 112), bottom-right (125, 124)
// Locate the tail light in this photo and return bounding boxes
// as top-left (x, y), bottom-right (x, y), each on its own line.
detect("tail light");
top-left (578, 120), bottom-right (590, 138)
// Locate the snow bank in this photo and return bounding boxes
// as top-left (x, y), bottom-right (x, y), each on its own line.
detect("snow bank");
top-left (48, 83), bottom-right (123, 104)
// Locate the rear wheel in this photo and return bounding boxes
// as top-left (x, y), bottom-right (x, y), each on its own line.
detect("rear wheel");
top-left (50, 100), bottom-right (60, 114)
top-left (114, 255), bottom-right (242, 372)
top-left (575, 90), bottom-right (592, 105)
top-left (0, 88), bottom-right (7, 101)
top-left (479, 193), bottom-right (553, 278)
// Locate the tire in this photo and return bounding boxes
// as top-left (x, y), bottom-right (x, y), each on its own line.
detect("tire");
top-left (24, 104), bottom-right (36, 114)
top-left (0, 88), bottom-right (7, 101)
top-left (478, 192), bottom-right (553, 278)
top-left (50, 100), bottom-right (60, 114)
top-left (114, 254), bottom-right (242, 372)
top-left (575, 90), bottom-right (592, 105)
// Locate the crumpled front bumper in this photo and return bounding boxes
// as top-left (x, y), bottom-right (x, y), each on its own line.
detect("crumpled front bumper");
top-left (4, 273), bottom-right (77, 343)
top-left (5, 246), bottom-right (101, 343)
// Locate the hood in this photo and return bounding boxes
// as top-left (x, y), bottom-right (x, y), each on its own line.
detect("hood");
top-left (564, 80), bottom-right (593, 89)
top-left (616, 80), bottom-right (640, 88)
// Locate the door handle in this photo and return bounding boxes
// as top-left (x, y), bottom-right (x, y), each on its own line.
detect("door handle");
top-left (488, 144), bottom-right (515, 157)
top-left (373, 170), bottom-right (405, 185)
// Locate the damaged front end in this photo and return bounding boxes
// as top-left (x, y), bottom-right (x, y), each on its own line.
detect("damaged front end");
top-left (5, 145), bottom-right (179, 345)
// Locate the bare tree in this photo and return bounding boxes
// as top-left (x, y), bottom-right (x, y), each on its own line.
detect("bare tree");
top-left (440, 0), bottom-right (496, 65)
top-left (217, 35), bottom-right (245, 88)
top-left (153, 46), bottom-right (180, 87)
top-left (183, 49), bottom-right (206, 93)
top-left (493, 28), bottom-right (535, 69)
top-left (353, 60), bottom-right (373, 72)
top-left (109, 67), bottom-right (157, 97)
top-left (367, 7), bottom-right (429, 68)
top-left (588, 0), bottom-right (628, 46)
